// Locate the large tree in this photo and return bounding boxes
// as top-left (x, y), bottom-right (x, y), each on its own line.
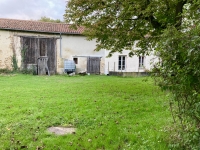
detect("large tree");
top-left (65, 0), bottom-right (199, 55)
top-left (65, 0), bottom-right (200, 148)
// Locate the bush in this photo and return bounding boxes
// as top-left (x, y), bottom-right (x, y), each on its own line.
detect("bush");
top-left (152, 25), bottom-right (200, 149)
top-left (0, 68), bottom-right (13, 74)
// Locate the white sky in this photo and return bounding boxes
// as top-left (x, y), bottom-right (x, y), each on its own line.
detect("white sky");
top-left (0, 0), bottom-right (66, 21)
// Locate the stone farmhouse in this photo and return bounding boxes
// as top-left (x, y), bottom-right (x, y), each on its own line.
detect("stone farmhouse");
top-left (0, 18), bottom-right (155, 75)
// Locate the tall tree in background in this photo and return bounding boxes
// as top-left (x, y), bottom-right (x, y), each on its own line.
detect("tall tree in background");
top-left (65, 0), bottom-right (200, 149)
top-left (39, 16), bottom-right (63, 23)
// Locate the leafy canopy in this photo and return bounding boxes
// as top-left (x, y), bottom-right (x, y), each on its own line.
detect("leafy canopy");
top-left (65, 0), bottom-right (199, 56)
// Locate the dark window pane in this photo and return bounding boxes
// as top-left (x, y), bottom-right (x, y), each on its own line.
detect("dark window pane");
top-left (118, 56), bottom-right (126, 70)
top-left (73, 58), bottom-right (78, 64)
top-left (139, 56), bottom-right (144, 67)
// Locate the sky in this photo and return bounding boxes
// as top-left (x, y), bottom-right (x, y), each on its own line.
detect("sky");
top-left (0, 0), bottom-right (66, 21)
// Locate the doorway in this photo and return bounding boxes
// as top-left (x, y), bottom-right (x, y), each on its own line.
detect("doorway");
top-left (21, 37), bottom-right (57, 75)
top-left (87, 57), bottom-right (101, 74)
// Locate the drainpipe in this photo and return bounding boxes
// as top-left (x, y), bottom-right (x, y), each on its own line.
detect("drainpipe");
top-left (60, 33), bottom-right (62, 58)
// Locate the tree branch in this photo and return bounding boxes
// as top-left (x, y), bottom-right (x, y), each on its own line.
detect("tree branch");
top-left (175, 0), bottom-right (187, 28)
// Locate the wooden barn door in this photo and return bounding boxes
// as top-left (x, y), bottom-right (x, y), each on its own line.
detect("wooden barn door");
top-left (46, 38), bottom-right (56, 75)
top-left (21, 37), bottom-right (57, 75)
top-left (87, 57), bottom-right (101, 74)
top-left (21, 37), bottom-right (39, 69)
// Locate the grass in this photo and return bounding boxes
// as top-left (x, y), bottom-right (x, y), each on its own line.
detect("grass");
top-left (0, 74), bottom-right (172, 149)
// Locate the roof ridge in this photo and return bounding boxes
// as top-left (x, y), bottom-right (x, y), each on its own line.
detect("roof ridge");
top-left (0, 18), bottom-right (69, 25)
top-left (0, 18), bottom-right (84, 34)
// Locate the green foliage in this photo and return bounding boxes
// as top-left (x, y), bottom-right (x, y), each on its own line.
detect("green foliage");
top-left (11, 55), bottom-right (18, 71)
top-left (20, 68), bottom-right (35, 75)
top-left (65, 0), bottom-right (199, 56)
top-left (152, 24), bottom-right (200, 149)
top-left (0, 75), bottom-right (171, 149)
top-left (39, 16), bottom-right (63, 23)
top-left (0, 68), bottom-right (13, 74)
top-left (65, 0), bottom-right (200, 148)
top-left (20, 64), bottom-right (37, 75)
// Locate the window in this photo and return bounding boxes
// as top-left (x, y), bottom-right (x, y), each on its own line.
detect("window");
top-left (73, 58), bottom-right (78, 64)
top-left (139, 56), bottom-right (144, 68)
top-left (118, 56), bottom-right (126, 70)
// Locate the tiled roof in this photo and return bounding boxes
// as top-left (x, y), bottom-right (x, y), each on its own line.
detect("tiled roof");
top-left (0, 18), bottom-right (84, 34)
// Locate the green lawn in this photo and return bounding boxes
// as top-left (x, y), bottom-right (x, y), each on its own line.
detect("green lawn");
top-left (0, 74), bottom-right (172, 149)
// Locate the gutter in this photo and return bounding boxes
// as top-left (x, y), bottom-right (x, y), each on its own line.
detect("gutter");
top-left (0, 28), bottom-right (82, 35)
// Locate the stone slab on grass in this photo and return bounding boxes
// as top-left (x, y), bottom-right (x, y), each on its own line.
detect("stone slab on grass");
top-left (47, 127), bottom-right (76, 135)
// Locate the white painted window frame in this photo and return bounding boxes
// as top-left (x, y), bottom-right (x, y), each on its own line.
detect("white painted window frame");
top-left (139, 56), bottom-right (145, 68)
top-left (118, 55), bottom-right (126, 71)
